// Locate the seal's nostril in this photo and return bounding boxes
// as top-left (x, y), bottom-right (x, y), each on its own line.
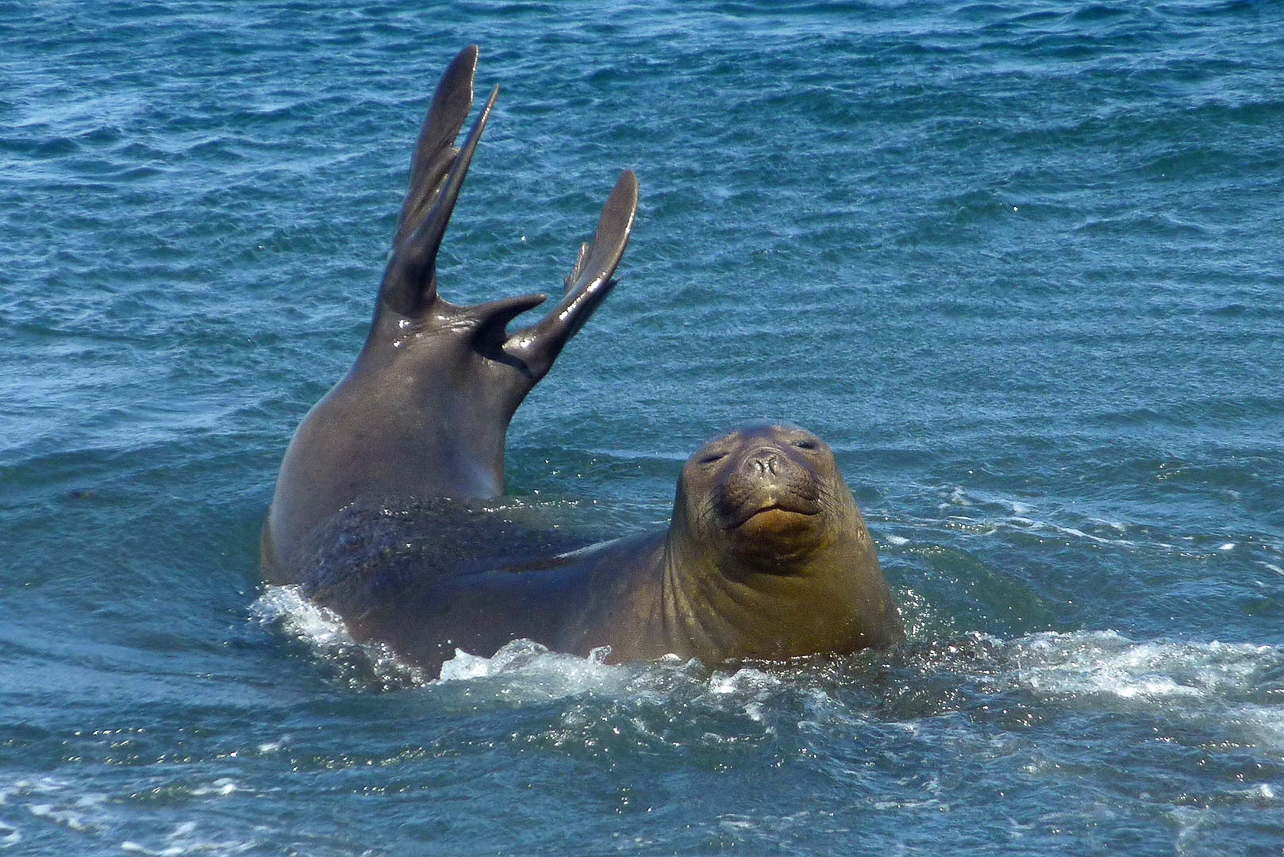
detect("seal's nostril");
top-left (745, 452), bottom-right (779, 477)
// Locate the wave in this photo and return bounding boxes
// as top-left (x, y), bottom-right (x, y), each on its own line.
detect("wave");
top-left (0, 774), bottom-right (261, 856)
top-left (252, 586), bottom-right (1284, 753)
top-left (250, 585), bottom-right (429, 690)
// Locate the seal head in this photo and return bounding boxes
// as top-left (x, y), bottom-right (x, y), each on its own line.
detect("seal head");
top-left (660, 422), bottom-right (903, 662)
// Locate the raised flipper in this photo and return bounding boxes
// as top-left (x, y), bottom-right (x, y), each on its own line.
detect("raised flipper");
top-left (396, 44), bottom-right (479, 245)
top-left (380, 45), bottom-right (499, 316)
top-left (264, 44), bottom-right (639, 580)
top-left (503, 170), bottom-right (639, 380)
top-left (372, 45), bottom-right (638, 379)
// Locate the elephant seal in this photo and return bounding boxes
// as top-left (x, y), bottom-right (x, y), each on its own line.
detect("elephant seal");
top-left (290, 422), bottom-right (903, 671)
top-left (261, 46), bottom-right (903, 673)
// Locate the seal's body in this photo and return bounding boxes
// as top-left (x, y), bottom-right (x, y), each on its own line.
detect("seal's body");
top-left (299, 423), bottom-right (902, 672)
top-left (262, 47), bottom-right (903, 673)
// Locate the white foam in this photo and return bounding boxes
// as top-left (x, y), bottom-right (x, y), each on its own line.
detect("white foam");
top-left (0, 778), bottom-right (112, 846)
top-left (707, 667), bottom-right (782, 696)
top-left (439, 639), bottom-right (617, 684)
top-left (25, 788), bottom-right (106, 834)
top-left (252, 591), bottom-right (1284, 757)
top-left (434, 639), bottom-right (688, 703)
top-left (250, 585), bottom-right (428, 688)
top-left (1, 773), bottom-right (260, 856)
top-left (250, 585), bottom-right (348, 649)
top-left (435, 648), bottom-right (494, 682)
top-left (1026, 519), bottom-right (1142, 549)
top-left (1169, 806), bottom-right (1214, 854)
top-left (189, 778), bottom-right (240, 798)
top-left (0, 822), bottom-right (19, 848)
top-left (705, 667), bottom-right (793, 723)
top-left (992, 631), bottom-right (1284, 751)
top-left (431, 639), bottom-right (828, 733)
top-left (29, 803), bottom-right (90, 832)
top-left (253, 587), bottom-right (808, 710)
top-left (1007, 631), bottom-right (1275, 700)
top-left (120, 821), bottom-right (255, 856)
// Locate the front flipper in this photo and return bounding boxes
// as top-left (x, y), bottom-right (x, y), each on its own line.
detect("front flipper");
top-left (504, 169), bottom-right (639, 379)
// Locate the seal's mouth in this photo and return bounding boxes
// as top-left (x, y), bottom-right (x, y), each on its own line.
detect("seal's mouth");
top-left (725, 501), bottom-right (820, 531)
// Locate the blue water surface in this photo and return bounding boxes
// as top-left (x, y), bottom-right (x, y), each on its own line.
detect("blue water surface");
top-left (3, 1), bottom-right (1283, 854)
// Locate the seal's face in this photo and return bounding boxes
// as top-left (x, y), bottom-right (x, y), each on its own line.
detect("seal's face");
top-left (676, 422), bottom-right (856, 570)
top-left (665, 422), bottom-right (900, 659)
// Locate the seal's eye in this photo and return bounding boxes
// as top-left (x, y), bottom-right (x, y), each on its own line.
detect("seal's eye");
top-left (698, 451), bottom-right (728, 466)
top-left (791, 438), bottom-right (820, 451)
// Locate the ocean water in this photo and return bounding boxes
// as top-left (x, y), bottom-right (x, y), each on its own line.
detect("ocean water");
top-left (3, 0), bottom-right (1283, 854)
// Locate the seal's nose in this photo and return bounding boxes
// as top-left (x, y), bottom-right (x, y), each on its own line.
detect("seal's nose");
top-left (742, 448), bottom-right (782, 478)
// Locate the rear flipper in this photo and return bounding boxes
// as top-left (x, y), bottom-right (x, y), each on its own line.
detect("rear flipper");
top-left (503, 170), bottom-right (639, 379)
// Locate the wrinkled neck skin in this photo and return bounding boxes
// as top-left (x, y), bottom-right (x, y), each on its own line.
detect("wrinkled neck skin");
top-left (657, 479), bottom-right (901, 663)
top-left (262, 303), bottom-right (532, 580)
